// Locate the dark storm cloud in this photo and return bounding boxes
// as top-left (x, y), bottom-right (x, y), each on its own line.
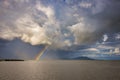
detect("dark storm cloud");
top-left (87, 0), bottom-right (120, 33)
top-left (0, 39), bottom-right (45, 59)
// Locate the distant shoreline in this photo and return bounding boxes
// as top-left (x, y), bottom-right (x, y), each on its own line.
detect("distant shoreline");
top-left (0, 59), bottom-right (24, 61)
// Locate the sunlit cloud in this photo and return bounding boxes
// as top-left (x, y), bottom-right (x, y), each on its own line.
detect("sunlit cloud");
top-left (0, 0), bottom-right (120, 53)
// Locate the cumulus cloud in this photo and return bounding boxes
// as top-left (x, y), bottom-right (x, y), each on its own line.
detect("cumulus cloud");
top-left (0, 0), bottom-right (120, 49)
top-left (103, 34), bottom-right (108, 42)
top-left (68, 19), bottom-right (97, 44)
top-left (0, 0), bottom-right (54, 45)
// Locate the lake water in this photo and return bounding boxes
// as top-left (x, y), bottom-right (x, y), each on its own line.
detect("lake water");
top-left (0, 60), bottom-right (120, 80)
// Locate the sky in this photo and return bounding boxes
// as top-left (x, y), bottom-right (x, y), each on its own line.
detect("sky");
top-left (0, 0), bottom-right (120, 60)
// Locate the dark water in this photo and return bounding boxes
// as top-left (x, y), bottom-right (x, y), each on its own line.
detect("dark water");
top-left (0, 60), bottom-right (120, 80)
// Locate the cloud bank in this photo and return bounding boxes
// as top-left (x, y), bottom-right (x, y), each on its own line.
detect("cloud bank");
top-left (0, 0), bottom-right (120, 49)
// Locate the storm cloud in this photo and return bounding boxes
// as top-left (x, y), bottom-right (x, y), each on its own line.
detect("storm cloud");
top-left (0, 0), bottom-right (120, 49)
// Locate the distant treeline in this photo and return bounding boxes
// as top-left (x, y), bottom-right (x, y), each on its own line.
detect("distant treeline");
top-left (0, 59), bottom-right (24, 61)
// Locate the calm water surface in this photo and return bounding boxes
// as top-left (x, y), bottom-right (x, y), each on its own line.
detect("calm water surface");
top-left (0, 60), bottom-right (120, 80)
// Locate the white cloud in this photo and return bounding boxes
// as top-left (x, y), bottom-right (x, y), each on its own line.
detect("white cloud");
top-left (103, 34), bottom-right (108, 42)
top-left (0, 0), bottom-right (110, 49)
top-left (79, 2), bottom-right (92, 8)
top-left (68, 18), bottom-right (96, 44)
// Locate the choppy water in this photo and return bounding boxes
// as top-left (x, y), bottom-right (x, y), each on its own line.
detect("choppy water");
top-left (0, 60), bottom-right (120, 80)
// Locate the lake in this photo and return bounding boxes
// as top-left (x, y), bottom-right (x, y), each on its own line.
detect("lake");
top-left (0, 60), bottom-right (120, 80)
